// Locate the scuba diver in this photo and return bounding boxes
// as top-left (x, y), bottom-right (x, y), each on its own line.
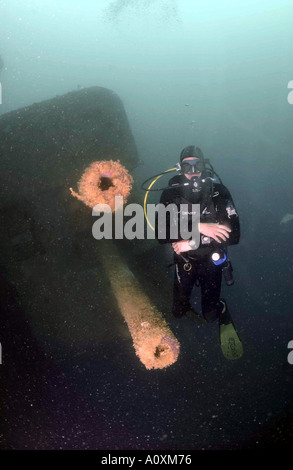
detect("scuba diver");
top-left (142, 145), bottom-right (243, 359)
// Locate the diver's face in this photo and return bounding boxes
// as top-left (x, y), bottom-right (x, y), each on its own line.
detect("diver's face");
top-left (181, 157), bottom-right (202, 180)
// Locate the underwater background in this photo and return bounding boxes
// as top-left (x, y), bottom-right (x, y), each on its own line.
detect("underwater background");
top-left (0, 0), bottom-right (293, 450)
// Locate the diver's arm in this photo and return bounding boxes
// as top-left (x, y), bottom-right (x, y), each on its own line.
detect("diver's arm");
top-left (198, 222), bottom-right (232, 243)
top-left (214, 185), bottom-right (240, 247)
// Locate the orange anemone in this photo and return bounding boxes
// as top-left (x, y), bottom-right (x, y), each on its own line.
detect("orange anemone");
top-left (70, 160), bottom-right (133, 211)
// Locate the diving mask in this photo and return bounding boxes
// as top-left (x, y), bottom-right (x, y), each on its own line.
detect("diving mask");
top-left (180, 158), bottom-right (205, 175)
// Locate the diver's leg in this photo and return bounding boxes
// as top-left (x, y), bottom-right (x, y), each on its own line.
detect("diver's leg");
top-left (218, 298), bottom-right (232, 325)
top-left (198, 260), bottom-right (223, 323)
top-left (172, 262), bottom-right (197, 318)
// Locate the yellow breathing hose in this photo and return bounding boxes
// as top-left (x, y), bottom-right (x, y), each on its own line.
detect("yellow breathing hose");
top-left (143, 167), bottom-right (177, 231)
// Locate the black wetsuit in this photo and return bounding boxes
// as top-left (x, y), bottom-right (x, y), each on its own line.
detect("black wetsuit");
top-left (156, 173), bottom-right (240, 322)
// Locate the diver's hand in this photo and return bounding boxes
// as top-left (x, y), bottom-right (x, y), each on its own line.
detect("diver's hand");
top-left (199, 222), bottom-right (231, 243)
top-left (172, 240), bottom-right (191, 254)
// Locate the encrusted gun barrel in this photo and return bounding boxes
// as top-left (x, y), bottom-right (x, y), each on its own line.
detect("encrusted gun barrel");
top-left (69, 158), bottom-right (180, 370)
top-left (99, 241), bottom-right (180, 370)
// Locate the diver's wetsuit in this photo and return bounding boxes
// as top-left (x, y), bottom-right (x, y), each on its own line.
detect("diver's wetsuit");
top-left (156, 173), bottom-right (240, 322)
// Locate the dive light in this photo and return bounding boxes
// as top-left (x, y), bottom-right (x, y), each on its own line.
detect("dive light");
top-left (211, 250), bottom-right (234, 286)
